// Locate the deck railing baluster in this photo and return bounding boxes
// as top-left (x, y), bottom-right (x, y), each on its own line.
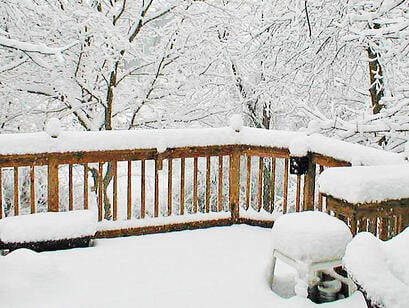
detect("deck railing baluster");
top-left (283, 158), bottom-right (289, 214)
top-left (180, 158), bottom-right (185, 215)
top-left (30, 166), bottom-right (35, 214)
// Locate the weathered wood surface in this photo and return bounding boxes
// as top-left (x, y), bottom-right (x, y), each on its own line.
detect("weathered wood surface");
top-left (325, 195), bottom-right (409, 239)
top-left (0, 141), bottom-right (403, 240)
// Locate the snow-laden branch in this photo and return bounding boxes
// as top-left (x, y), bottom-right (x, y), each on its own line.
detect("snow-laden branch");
top-left (0, 36), bottom-right (78, 55)
top-left (302, 99), bottom-right (409, 152)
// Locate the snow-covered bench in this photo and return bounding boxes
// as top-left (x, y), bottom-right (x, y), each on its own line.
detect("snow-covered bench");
top-left (0, 210), bottom-right (97, 252)
top-left (343, 229), bottom-right (409, 308)
top-left (319, 165), bottom-right (409, 239)
top-left (271, 211), bottom-right (354, 302)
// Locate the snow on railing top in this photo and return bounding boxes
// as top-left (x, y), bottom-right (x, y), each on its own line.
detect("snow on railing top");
top-left (319, 164), bottom-right (409, 203)
top-left (0, 126), bottom-right (404, 166)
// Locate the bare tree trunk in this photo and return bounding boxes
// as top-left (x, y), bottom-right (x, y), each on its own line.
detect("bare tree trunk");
top-left (367, 24), bottom-right (384, 115)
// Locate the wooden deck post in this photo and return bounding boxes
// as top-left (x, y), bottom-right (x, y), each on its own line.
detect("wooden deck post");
top-left (229, 150), bottom-right (240, 223)
top-left (303, 153), bottom-right (316, 211)
top-left (48, 159), bottom-right (59, 212)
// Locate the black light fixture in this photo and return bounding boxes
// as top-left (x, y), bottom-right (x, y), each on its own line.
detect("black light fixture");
top-left (290, 155), bottom-right (309, 175)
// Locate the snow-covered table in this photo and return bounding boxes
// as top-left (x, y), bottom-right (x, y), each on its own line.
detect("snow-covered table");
top-left (271, 212), bottom-right (354, 301)
top-left (319, 165), bottom-right (409, 239)
top-left (0, 210), bottom-right (97, 252)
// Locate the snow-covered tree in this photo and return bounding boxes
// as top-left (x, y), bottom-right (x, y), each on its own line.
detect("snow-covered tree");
top-left (304, 0), bottom-right (409, 152)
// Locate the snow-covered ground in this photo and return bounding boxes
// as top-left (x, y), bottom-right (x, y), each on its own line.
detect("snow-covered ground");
top-left (0, 225), bottom-right (366, 308)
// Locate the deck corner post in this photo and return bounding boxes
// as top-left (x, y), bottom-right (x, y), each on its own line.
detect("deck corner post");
top-left (303, 152), bottom-right (316, 211)
top-left (229, 149), bottom-right (241, 223)
top-left (48, 159), bottom-right (59, 212)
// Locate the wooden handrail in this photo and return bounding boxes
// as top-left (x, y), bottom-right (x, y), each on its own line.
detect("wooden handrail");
top-left (0, 135), bottom-right (400, 238)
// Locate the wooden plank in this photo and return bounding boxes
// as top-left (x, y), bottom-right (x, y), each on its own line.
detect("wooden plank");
top-left (350, 214), bottom-right (358, 236)
top-left (295, 175), bottom-right (301, 212)
top-left (98, 162), bottom-right (103, 221)
top-left (14, 167), bottom-right (19, 216)
top-left (141, 160), bottom-right (146, 219)
top-left (395, 215), bottom-right (402, 234)
top-left (154, 159), bottom-right (160, 217)
top-left (0, 145), bottom-right (287, 168)
top-left (229, 151), bottom-right (241, 222)
top-left (245, 155), bottom-right (251, 211)
top-left (127, 160), bottom-right (132, 220)
top-left (359, 218), bottom-right (367, 232)
top-left (180, 158), bottom-right (185, 215)
top-left (68, 164), bottom-right (73, 211)
top-left (161, 145), bottom-right (236, 159)
top-left (270, 158), bottom-right (276, 213)
top-left (0, 149), bottom-right (158, 167)
top-left (311, 153), bottom-right (350, 168)
top-left (205, 156), bottom-right (211, 213)
top-left (0, 168), bottom-right (2, 218)
top-left (112, 161), bottom-right (118, 221)
top-left (48, 160), bottom-right (59, 212)
top-left (380, 217), bottom-right (389, 240)
top-left (96, 218), bottom-right (233, 239)
top-left (303, 155), bottom-right (316, 211)
top-left (83, 164), bottom-right (89, 210)
top-left (369, 217), bottom-right (377, 235)
top-left (257, 157), bottom-right (263, 212)
top-left (167, 158), bottom-right (173, 216)
top-left (318, 165), bottom-right (324, 211)
top-left (193, 157), bottom-right (198, 213)
top-left (218, 156), bottom-right (223, 212)
top-left (242, 146), bottom-right (289, 159)
top-left (283, 158), bottom-right (289, 214)
top-left (30, 165), bottom-right (35, 214)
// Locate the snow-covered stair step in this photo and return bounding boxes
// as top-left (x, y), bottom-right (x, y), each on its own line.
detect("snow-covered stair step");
top-left (0, 210), bottom-right (97, 252)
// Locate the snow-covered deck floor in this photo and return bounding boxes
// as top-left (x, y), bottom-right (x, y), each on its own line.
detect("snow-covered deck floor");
top-left (1, 225), bottom-right (366, 308)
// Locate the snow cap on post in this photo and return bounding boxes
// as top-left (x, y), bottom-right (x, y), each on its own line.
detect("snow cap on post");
top-left (289, 136), bottom-right (309, 157)
top-left (45, 118), bottom-right (62, 138)
top-left (229, 114), bottom-right (243, 133)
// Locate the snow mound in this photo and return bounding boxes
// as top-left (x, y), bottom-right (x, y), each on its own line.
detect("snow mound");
top-left (343, 230), bottom-right (409, 308)
top-left (289, 136), bottom-right (309, 157)
top-left (0, 210), bottom-right (97, 243)
top-left (45, 117), bottom-right (62, 138)
top-left (319, 164), bottom-right (409, 203)
top-left (229, 114), bottom-right (243, 132)
top-left (271, 211), bottom-right (352, 262)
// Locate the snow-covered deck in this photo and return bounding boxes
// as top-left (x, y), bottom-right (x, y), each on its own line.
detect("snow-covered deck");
top-left (1, 225), bottom-right (366, 308)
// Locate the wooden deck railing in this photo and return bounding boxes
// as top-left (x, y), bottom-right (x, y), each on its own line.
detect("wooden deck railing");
top-left (0, 127), bottom-right (404, 239)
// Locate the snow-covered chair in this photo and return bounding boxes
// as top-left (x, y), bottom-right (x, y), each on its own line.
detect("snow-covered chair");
top-left (271, 211), bottom-right (354, 299)
top-left (343, 229), bottom-right (409, 308)
top-left (0, 210), bottom-right (97, 252)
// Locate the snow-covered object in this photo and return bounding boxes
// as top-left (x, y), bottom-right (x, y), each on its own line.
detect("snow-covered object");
top-left (229, 114), bottom-right (243, 132)
top-left (45, 118), bottom-right (62, 138)
top-left (0, 210), bottom-right (97, 243)
top-left (343, 230), bottom-right (409, 308)
top-left (307, 134), bottom-right (403, 166)
top-left (289, 136), bottom-right (309, 157)
top-left (0, 225), bottom-right (367, 307)
top-left (319, 165), bottom-right (409, 203)
top-left (0, 128), bottom-right (403, 168)
top-left (271, 211), bottom-right (352, 262)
